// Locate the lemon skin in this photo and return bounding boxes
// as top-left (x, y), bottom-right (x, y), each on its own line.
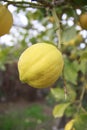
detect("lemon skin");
top-left (18, 43), bottom-right (64, 88)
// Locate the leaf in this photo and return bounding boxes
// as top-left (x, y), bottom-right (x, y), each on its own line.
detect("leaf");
top-left (66, 85), bottom-right (76, 102)
top-left (64, 58), bottom-right (79, 84)
top-left (62, 26), bottom-right (77, 44)
top-left (50, 88), bottom-right (65, 102)
top-left (65, 105), bottom-right (77, 117)
top-left (74, 114), bottom-right (87, 130)
top-left (53, 103), bottom-right (70, 118)
top-left (79, 60), bottom-right (87, 74)
top-left (50, 85), bottom-right (76, 103)
top-left (80, 50), bottom-right (87, 60)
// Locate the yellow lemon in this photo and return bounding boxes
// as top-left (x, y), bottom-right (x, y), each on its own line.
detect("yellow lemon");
top-left (79, 13), bottom-right (87, 30)
top-left (0, 4), bottom-right (13, 36)
top-left (18, 43), bottom-right (64, 88)
top-left (65, 119), bottom-right (75, 130)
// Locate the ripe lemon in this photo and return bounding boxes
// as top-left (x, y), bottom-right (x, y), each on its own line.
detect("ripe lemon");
top-left (18, 43), bottom-right (64, 88)
top-left (79, 13), bottom-right (87, 30)
top-left (0, 4), bottom-right (13, 36)
top-left (65, 119), bottom-right (75, 130)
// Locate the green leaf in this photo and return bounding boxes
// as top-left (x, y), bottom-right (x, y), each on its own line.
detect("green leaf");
top-left (50, 88), bottom-right (65, 102)
top-left (74, 114), bottom-right (87, 130)
top-left (81, 51), bottom-right (87, 60)
top-left (64, 58), bottom-right (79, 84)
top-left (62, 26), bottom-right (77, 44)
top-left (79, 60), bottom-right (87, 74)
top-left (50, 85), bottom-right (76, 103)
top-left (53, 103), bottom-right (70, 118)
top-left (65, 105), bottom-right (77, 117)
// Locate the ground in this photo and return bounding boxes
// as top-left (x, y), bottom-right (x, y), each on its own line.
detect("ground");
top-left (0, 99), bottom-right (64, 130)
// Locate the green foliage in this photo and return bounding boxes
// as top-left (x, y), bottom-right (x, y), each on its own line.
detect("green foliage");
top-left (74, 114), bottom-right (87, 130)
top-left (0, 104), bottom-right (49, 130)
top-left (65, 104), bottom-right (77, 117)
top-left (48, 85), bottom-right (77, 118)
top-left (50, 87), bottom-right (65, 102)
top-left (62, 26), bottom-right (77, 44)
top-left (64, 58), bottom-right (79, 84)
top-left (0, 44), bottom-right (27, 70)
top-left (50, 85), bottom-right (76, 103)
top-left (53, 102), bottom-right (70, 118)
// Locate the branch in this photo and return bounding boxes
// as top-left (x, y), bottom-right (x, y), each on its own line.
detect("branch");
top-left (77, 85), bottom-right (86, 112)
top-left (36, 0), bottom-right (65, 8)
top-left (1, 0), bottom-right (44, 9)
top-left (37, 0), bottom-right (53, 8)
top-left (1, 0), bottom-right (65, 9)
top-left (52, 8), bottom-right (62, 49)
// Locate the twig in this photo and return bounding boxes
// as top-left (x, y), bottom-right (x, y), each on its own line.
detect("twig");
top-left (62, 67), bottom-right (68, 100)
top-left (1, 0), bottom-right (66, 9)
top-left (37, 0), bottom-right (53, 8)
top-left (1, 0), bottom-right (44, 9)
top-left (52, 8), bottom-right (62, 49)
top-left (77, 85), bottom-right (85, 112)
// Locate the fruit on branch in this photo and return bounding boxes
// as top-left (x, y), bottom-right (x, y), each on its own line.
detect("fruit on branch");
top-left (0, 4), bottom-right (13, 36)
top-left (18, 43), bottom-right (64, 88)
top-left (79, 13), bottom-right (87, 30)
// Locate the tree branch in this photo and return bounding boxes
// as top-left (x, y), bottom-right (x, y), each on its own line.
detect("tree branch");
top-left (37, 0), bottom-right (53, 8)
top-left (1, 0), bottom-right (44, 9)
top-left (1, 0), bottom-right (65, 9)
top-left (52, 8), bottom-right (62, 49)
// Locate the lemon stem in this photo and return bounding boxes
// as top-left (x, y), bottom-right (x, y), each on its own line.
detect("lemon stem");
top-left (52, 8), bottom-right (61, 49)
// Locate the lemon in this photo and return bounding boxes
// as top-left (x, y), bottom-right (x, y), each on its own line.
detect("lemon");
top-left (18, 43), bottom-right (64, 88)
top-left (0, 4), bottom-right (13, 36)
top-left (65, 119), bottom-right (75, 130)
top-left (79, 13), bottom-right (87, 30)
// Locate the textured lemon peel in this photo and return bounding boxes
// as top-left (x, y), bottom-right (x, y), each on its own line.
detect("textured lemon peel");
top-left (18, 43), bottom-right (64, 88)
